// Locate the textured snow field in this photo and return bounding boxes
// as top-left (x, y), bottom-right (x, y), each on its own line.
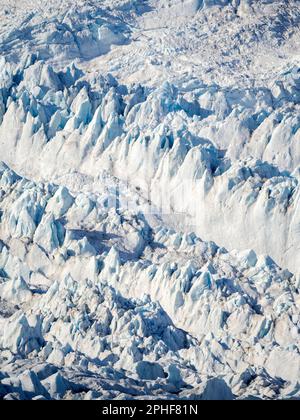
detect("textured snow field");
top-left (0, 0), bottom-right (300, 400)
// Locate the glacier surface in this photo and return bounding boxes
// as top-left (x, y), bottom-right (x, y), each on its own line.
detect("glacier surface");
top-left (0, 0), bottom-right (299, 400)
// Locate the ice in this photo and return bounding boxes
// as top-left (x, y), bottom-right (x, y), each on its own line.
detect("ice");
top-left (0, 165), bottom-right (298, 399)
top-left (195, 378), bottom-right (234, 401)
top-left (1, 313), bottom-right (43, 356)
top-left (0, 277), bottom-right (32, 304)
top-left (46, 186), bottom-right (74, 219)
top-left (41, 372), bottom-right (70, 399)
top-left (33, 214), bottom-right (65, 254)
top-left (135, 361), bottom-right (165, 381)
top-left (0, 0), bottom-right (300, 400)
top-left (0, 55), bottom-right (299, 271)
top-left (100, 246), bottom-right (121, 281)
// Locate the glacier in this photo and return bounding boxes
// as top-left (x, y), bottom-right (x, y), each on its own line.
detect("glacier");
top-left (0, 0), bottom-right (299, 400)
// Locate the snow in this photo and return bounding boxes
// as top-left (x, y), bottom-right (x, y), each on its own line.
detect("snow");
top-left (0, 0), bottom-right (299, 400)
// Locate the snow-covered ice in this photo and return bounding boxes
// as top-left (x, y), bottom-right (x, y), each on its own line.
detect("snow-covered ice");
top-left (0, 0), bottom-right (299, 400)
